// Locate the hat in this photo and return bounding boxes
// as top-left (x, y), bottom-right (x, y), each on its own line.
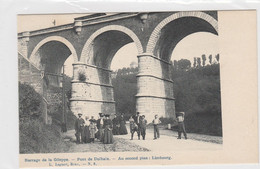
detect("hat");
top-left (105, 114), bottom-right (110, 117)
top-left (78, 113), bottom-right (82, 116)
top-left (99, 113), bottom-right (104, 117)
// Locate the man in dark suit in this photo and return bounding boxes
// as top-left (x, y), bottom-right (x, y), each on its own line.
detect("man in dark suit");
top-left (74, 113), bottom-right (85, 144)
top-left (133, 112), bottom-right (141, 140)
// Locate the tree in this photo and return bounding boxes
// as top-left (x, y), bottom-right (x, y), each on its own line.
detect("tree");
top-left (202, 54), bottom-right (206, 66)
top-left (177, 59), bottom-right (191, 70)
top-left (209, 55), bottom-right (212, 65)
top-left (197, 57), bottom-right (201, 67)
top-left (193, 57), bottom-right (196, 68)
top-left (215, 54), bottom-right (220, 63)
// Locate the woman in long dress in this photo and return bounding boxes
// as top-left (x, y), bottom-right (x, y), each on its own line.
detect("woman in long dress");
top-left (103, 114), bottom-right (114, 144)
top-left (83, 116), bottom-right (91, 143)
top-left (96, 113), bottom-right (104, 142)
top-left (119, 114), bottom-right (128, 135)
top-left (112, 115), bottom-right (120, 135)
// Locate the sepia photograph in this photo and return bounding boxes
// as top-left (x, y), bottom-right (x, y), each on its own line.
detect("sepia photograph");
top-left (17, 10), bottom-right (257, 167)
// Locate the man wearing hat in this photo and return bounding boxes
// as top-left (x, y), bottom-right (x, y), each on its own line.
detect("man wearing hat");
top-left (74, 113), bottom-right (85, 144)
top-left (177, 111), bottom-right (187, 139)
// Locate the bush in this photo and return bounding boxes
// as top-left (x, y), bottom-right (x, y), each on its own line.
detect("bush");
top-left (78, 70), bottom-right (86, 82)
top-left (159, 117), bottom-right (177, 125)
top-left (19, 82), bottom-right (42, 119)
top-left (19, 119), bottom-right (71, 154)
top-left (171, 113), bottom-right (222, 136)
top-left (19, 83), bottom-right (73, 153)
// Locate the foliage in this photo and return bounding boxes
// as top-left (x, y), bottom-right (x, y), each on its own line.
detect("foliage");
top-left (202, 54), bottom-right (206, 66)
top-left (193, 57), bottom-right (196, 67)
top-left (171, 63), bottom-right (222, 136)
top-left (172, 64), bottom-right (221, 114)
top-left (112, 61), bottom-right (222, 136)
top-left (176, 59), bottom-right (191, 70)
top-left (112, 67), bottom-right (138, 119)
top-left (78, 69), bottom-right (86, 82)
top-left (209, 55), bottom-right (212, 64)
top-left (19, 82), bottom-right (42, 119)
top-left (19, 82), bottom-right (73, 154)
top-left (197, 57), bottom-right (201, 67)
top-left (63, 75), bottom-right (72, 99)
top-left (215, 54), bottom-right (220, 63)
top-left (184, 113), bottom-right (222, 136)
top-left (19, 119), bottom-right (71, 154)
top-left (159, 117), bottom-right (177, 125)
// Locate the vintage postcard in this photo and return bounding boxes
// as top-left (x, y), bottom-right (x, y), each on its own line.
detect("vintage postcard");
top-left (18, 10), bottom-right (258, 167)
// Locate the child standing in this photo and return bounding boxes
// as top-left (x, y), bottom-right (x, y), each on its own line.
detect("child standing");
top-left (89, 119), bottom-right (97, 143)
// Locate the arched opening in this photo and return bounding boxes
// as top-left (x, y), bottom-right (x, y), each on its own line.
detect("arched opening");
top-left (154, 17), bottom-right (218, 61)
top-left (71, 27), bottom-right (142, 118)
top-left (171, 32), bottom-right (219, 64)
top-left (152, 16), bottom-right (221, 136)
top-left (111, 43), bottom-right (138, 119)
top-left (111, 43), bottom-right (138, 70)
top-left (63, 55), bottom-right (74, 77)
top-left (30, 36), bottom-right (77, 87)
top-left (29, 37), bottom-right (77, 131)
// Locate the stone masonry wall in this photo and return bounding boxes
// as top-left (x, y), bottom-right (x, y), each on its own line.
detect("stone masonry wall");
top-left (70, 63), bottom-right (115, 118)
top-left (136, 54), bottom-right (176, 122)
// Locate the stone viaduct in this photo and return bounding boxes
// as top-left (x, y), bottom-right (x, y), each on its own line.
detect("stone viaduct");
top-left (18, 11), bottom-right (218, 122)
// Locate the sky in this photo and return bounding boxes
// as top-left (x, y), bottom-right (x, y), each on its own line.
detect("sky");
top-left (18, 14), bottom-right (219, 77)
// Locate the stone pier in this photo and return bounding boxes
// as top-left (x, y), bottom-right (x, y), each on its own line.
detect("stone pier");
top-left (136, 53), bottom-right (175, 122)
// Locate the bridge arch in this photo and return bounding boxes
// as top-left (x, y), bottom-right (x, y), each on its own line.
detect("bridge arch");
top-left (146, 11), bottom-right (218, 58)
top-left (80, 25), bottom-right (143, 67)
top-left (30, 36), bottom-right (78, 69)
top-left (29, 36), bottom-right (78, 87)
top-left (71, 25), bottom-right (143, 118)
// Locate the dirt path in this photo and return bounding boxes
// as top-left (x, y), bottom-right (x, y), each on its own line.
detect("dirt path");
top-left (62, 126), bottom-right (222, 153)
top-left (116, 126), bottom-right (222, 152)
top-left (62, 130), bottom-right (149, 153)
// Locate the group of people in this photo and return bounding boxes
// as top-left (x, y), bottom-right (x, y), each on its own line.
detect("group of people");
top-left (112, 114), bottom-right (128, 135)
top-left (74, 111), bottom-right (188, 145)
top-left (129, 111), bottom-right (187, 140)
top-left (129, 112), bottom-right (161, 140)
top-left (74, 113), bottom-right (128, 144)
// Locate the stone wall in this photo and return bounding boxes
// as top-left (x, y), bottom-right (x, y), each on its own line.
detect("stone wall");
top-left (136, 54), bottom-right (176, 122)
top-left (18, 53), bottom-right (43, 94)
top-left (18, 53), bottom-right (52, 124)
top-left (70, 63), bottom-right (115, 118)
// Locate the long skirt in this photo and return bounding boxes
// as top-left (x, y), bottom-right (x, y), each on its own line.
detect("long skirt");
top-left (113, 125), bottom-right (120, 135)
top-left (119, 121), bottom-right (128, 135)
top-left (83, 126), bottom-right (91, 143)
top-left (90, 128), bottom-right (96, 139)
top-left (103, 128), bottom-right (113, 144)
